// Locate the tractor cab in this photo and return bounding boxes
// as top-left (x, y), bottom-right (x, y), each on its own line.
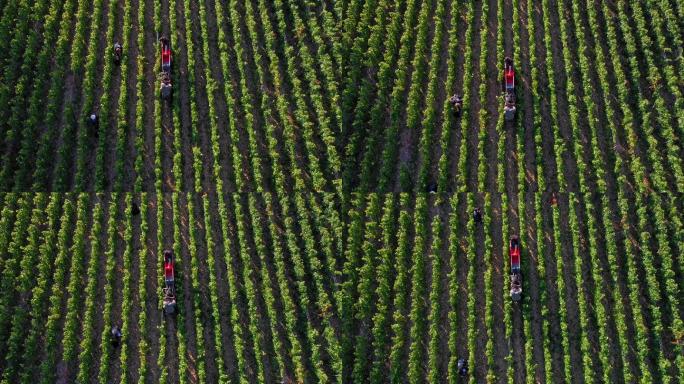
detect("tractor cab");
top-left (163, 249), bottom-right (176, 315)
top-left (503, 57), bottom-right (516, 121)
top-left (509, 236), bottom-right (522, 301)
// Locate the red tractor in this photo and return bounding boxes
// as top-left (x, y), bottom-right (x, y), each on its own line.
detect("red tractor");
top-left (509, 236), bottom-right (522, 301)
top-left (163, 249), bottom-right (177, 314)
top-left (503, 57), bottom-right (516, 121)
top-left (160, 36), bottom-right (172, 100)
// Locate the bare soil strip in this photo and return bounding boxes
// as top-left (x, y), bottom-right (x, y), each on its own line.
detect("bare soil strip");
top-left (190, 196), bottom-right (220, 382)
top-left (540, 6), bottom-right (587, 376)
top-left (446, 5), bottom-right (469, 193)
top-left (176, 195), bottom-right (199, 382)
top-left (107, 197), bottom-right (126, 383)
top-left (159, 0), bottom-right (175, 192)
top-left (224, 194), bottom-right (264, 381)
top-left (464, 0), bottom-right (484, 192)
top-left (263, 0), bottom-right (319, 190)
top-left (172, 0), bottom-right (196, 192)
top-left (560, 0), bottom-right (629, 379)
top-left (79, 0), bottom-right (112, 191)
top-left (452, 194), bottom-right (470, 370)
top-left (522, 194), bottom-right (546, 382)
top-left (252, 195), bottom-right (299, 380)
top-left (140, 0), bottom-right (158, 191)
top-left (40, 195), bottom-right (77, 384)
top-left (425, 0), bottom-right (453, 186)
top-left (182, 0), bottom-right (232, 376)
top-left (215, 0), bottom-right (258, 190)
top-left (529, 2), bottom-right (559, 193)
top-left (103, 0), bottom-right (126, 192)
top-left (233, 0), bottom-right (276, 190)
top-left (387, 0), bottom-right (420, 191)
top-left (434, 196), bottom-right (453, 379)
top-left (84, 194), bottom-right (111, 382)
top-left (59, 196), bottom-right (95, 383)
top-left (206, 193), bottom-right (241, 383)
top-left (238, 195), bottom-right (282, 382)
top-left (395, 0), bottom-right (439, 191)
top-left (124, 0), bottom-right (141, 190)
top-left (144, 194), bottom-right (161, 382)
top-left (201, 0), bottom-right (237, 191)
top-left (502, 0), bottom-right (526, 381)
top-left (592, 0), bottom-right (659, 376)
top-left (481, 0), bottom-right (510, 379)
top-left (125, 194), bottom-right (143, 380)
top-left (472, 193), bottom-right (488, 382)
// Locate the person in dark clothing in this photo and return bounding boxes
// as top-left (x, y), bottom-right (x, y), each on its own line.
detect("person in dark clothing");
top-left (87, 113), bottom-right (99, 137)
top-left (113, 42), bottom-right (123, 65)
top-left (111, 326), bottom-right (122, 348)
top-left (473, 208), bottom-right (482, 223)
top-left (449, 94), bottom-right (463, 116)
top-left (457, 357), bottom-right (468, 377)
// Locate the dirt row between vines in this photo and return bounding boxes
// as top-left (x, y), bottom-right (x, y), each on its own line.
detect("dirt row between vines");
top-left (515, 0), bottom-right (547, 381)
top-left (543, 0), bottom-right (586, 380)
top-left (63, 0), bottom-right (108, 191)
top-left (445, 3), bottom-right (469, 193)
top-left (136, 0), bottom-right (157, 189)
top-left (424, 0), bottom-right (454, 190)
top-left (55, 196), bottom-right (94, 383)
top-left (462, 1), bottom-right (487, 381)
top-left (201, 0), bottom-right (236, 192)
top-left (501, 0), bottom-right (525, 379)
top-left (160, 193), bottom-right (180, 383)
top-left (394, 0), bottom-right (439, 191)
top-left (481, 0), bottom-right (511, 380)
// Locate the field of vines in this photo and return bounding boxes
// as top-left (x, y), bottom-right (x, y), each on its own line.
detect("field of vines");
top-left (0, 0), bottom-right (682, 382)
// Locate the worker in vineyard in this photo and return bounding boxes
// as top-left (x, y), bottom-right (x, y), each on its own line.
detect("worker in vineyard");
top-left (160, 72), bottom-right (172, 99)
top-left (473, 208), bottom-right (482, 223)
top-left (549, 192), bottom-right (557, 206)
top-left (457, 357), bottom-right (468, 377)
top-left (87, 113), bottom-right (98, 137)
top-left (131, 201), bottom-right (140, 216)
top-left (449, 94), bottom-right (463, 116)
top-left (113, 42), bottom-right (123, 65)
top-left (111, 326), bottom-right (122, 348)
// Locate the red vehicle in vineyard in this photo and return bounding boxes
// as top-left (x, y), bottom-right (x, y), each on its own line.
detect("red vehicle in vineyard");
top-left (160, 36), bottom-right (172, 100)
top-left (503, 57), bottom-right (516, 121)
top-left (510, 236), bottom-right (522, 301)
top-left (163, 249), bottom-right (176, 314)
